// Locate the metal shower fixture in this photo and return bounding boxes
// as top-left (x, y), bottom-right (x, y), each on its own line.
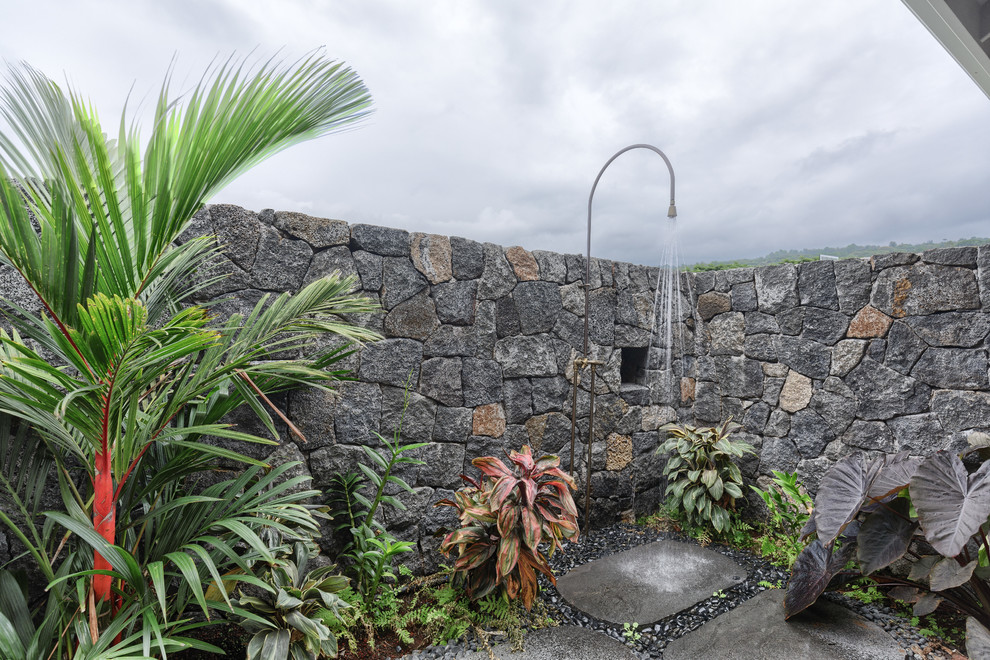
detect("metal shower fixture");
top-left (570, 143), bottom-right (677, 531)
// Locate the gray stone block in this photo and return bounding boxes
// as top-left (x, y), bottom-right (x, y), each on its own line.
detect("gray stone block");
top-left (846, 358), bottom-right (930, 420)
top-left (210, 204), bottom-right (263, 271)
top-left (381, 257), bottom-right (428, 310)
top-left (532, 250), bottom-right (567, 283)
top-left (762, 376), bottom-right (785, 407)
top-left (980, 245), bottom-right (990, 309)
top-left (587, 288), bottom-right (616, 345)
top-left (552, 310), bottom-right (585, 350)
top-left (744, 334), bottom-right (777, 361)
top-left (841, 420), bottom-right (895, 453)
top-left (774, 335), bottom-right (831, 379)
top-left (450, 236), bottom-right (485, 280)
top-left (423, 325), bottom-right (477, 357)
top-left (931, 390), bottom-right (990, 432)
top-left (708, 312), bottom-right (745, 355)
top-left (305, 245), bottom-right (358, 285)
top-left (922, 246), bottom-right (978, 267)
top-left (419, 357), bottom-right (464, 407)
top-left (692, 380), bottom-right (721, 423)
top-left (791, 409), bottom-right (836, 458)
top-left (905, 311), bottom-right (990, 347)
top-left (478, 242), bottom-right (516, 299)
top-left (809, 387), bottom-right (857, 437)
top-left (871, 264), bottom-right (980, 317)
top-left (513, 281), bottom-right (562, 334)
top-left (776, 307), bottom-right (804, 335)
top-left (714, 356), bottom-right (763, 399)
top-left (252, 225), bottom-right (313, 291)
top-left (872, 252), bottom-right (920, 270)
top-left (381, 386), bottom-right (437, 444)
top-left (503, 378), bottom-right (534, 424)
top-left (495, 296), bottom-right (520, 337)
top-left (744, 311), bottom-right (780, 334)
top-left (801, 307), bottom-right (848, 345)
top-left (888, 413), bottom-right (945, 454)
top-left (351, 224), bottom-right (410, 257)
top-left (743, 401), bottom-right (771, 434)
top-left (358, 338), bottom-right (422, 387)
top-left (911, 347), bottom-right (989, 389)
top-left (432, 406), bottom-right (473, 444)
top-left (461, 357), bottom-right (503, 407)
top-left (834, 259), bottom-right (872, 314)
top-left (760, 437), bottom-right (800, 474)
top-left (730, 282), bottom-right (758, 312)
top-left (384, 291), bottom-right (439, 340)
top-left (332, 382), bottom-right (382, 446)
top-left (353, 250), bottom-right (383, 291)
top-left (765, 409), bottom-right (790, 437)
top-left (416, 443), bottom-right (467, 489)
top-left (884, 321), bottom-right (927, 375)
top-left (274, 211), bottom-right (349, 248)
top-left (288, 387), bottom-right (337, 449)
top-left (308, 444), bottom-right (369, 489)
top-left (532, 376), bottom-right (570, 414)
top-left (830, 339), bottom-right (867, 377)
top-left (798, 260), bottom-right (839, 310)
top-left (755, 264), bottom-right (798, 314)
top-left (433, 280), bottom-right (477, 325)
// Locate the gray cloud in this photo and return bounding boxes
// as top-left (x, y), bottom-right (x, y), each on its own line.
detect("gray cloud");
top-left (1, 0), bottom-right (987, 268)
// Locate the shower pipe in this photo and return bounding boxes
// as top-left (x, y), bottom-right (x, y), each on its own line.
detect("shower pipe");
top-left (570, 143), bottom-right (677, 531)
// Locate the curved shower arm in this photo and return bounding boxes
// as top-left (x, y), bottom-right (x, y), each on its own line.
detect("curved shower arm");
top-left (583, 143), bottom-right (677, 356)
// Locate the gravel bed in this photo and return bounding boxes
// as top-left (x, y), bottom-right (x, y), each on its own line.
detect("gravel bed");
top-left (402, 523), bottom-right (964, 659)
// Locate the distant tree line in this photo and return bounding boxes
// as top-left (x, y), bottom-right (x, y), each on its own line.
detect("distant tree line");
top-left (687, 237), bottom-right (990, 271)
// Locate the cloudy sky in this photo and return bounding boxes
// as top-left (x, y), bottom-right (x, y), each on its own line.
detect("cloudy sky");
top-left (2, 1), bottom-right (988, 265)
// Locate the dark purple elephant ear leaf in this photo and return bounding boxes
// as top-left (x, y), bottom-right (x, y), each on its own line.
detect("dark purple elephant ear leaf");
top-left (967, 617), bottom-right (990, 660)
top-left (910, 452), bottom-right (990, 558)
top-left (813, 454), bottom-right (872, 546)
top-left (929, 557), bottom-right (976, 592)
top-left (784, 539), bottom-right (855, 619)
top-left (868, 452), bottom-right (922, 502)
top-left (857, 498), bottom-right (916, 575)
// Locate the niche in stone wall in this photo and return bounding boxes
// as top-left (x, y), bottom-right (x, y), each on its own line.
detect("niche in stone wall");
top-left (620, 346), bottom-right (649, 385)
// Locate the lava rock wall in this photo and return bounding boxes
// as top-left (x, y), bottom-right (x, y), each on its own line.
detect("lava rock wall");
top-left (3, 203), bottom-right (989, 572)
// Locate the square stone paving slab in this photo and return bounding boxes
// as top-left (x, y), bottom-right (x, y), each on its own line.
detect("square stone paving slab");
top-left (664, 589), bottom-right (905, 659)
top-left (555, 540), bottom-right (747, 624)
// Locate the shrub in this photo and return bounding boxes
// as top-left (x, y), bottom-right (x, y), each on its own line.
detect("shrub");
top-left (750, 470), bottom-right (814, 567)
top-left (785, 449), bottom-right (990, 658)
top-left (436, 446), bottom-right (579, 610)
top-left (233, 541), bottom-right (350, 660)
top-left (657, 419), bottom-right (755, 534)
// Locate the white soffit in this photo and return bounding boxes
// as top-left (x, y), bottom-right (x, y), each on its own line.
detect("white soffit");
top-left (902, 0), bottom-right (990, 100)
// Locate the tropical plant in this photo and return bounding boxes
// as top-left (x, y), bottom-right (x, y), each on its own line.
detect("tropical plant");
top-left (750, 470), bottom-right (814, 567)
top-left (657, 419), bottom-right (755, 534)
top-left (233, 541), bottom-right (350, 660)
top-left (327, 382), bottom-right (426, 605)
top-left (0, 52), bottom-right (378, 655)
top-left (784, 449), bottom-right (990, 658)
top-left (436, 446), bottom-right (579, 611)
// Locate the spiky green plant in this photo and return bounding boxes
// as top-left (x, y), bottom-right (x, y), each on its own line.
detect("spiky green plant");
top-left (0, 52), bottom-right (378, 656)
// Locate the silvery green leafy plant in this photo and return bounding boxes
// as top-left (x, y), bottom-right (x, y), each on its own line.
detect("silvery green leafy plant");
top-left (657, 419), bottom-right (755, 534)
top-left (785, 449), bottom-right (990, 658)
top-left (234, 541), bottom-right (350, 660)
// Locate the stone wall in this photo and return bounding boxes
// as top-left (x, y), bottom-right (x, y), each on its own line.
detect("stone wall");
top-left (181, 206), bottom-right (990, 568)
top-left (5, 202), bottom-right (990, 572)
